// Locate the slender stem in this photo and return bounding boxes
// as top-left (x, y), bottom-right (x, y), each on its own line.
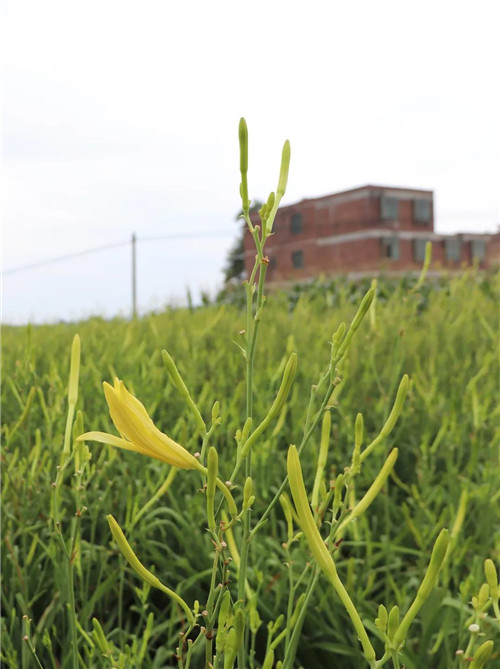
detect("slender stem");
top-left (284, 546), bottom-right (294, 650)
top-left (237, 227), bottom-right (267, 669)
top-left (22, 618), bottom-right (45, 669)
top-left (327, 567), bottom-right (376, 666)
top-left (282, 567), bottom-right (320, 669)
top-left (131, 467), bottom-right (177, 529)
top-left (66, 551), bottom-right (79, 668)
top-left (390, 650), bottom-right (400, 669)
top-left (237, 508), bottom-right (251, 669)
top-left (374, 650), bottom-right (392, 668)
top-left (184, 630), bottom-right (204, 669)
top-left (204, 549), bottom-right (221, 667)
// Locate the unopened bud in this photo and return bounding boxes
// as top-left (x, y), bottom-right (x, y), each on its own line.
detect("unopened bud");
top-left (469, 640), bottom-right (494, 668)
top-left (243, 477), bottom-right (254, 510)
top-left (484, 559), bottom-right (498, 598)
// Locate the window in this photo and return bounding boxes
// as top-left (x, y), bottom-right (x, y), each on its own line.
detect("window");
top-left (290, 212), bottom-right (303, 234)
top-left (381, 237), bottom-right (400, 260)
top-left (380, 196), bottom-right (399, 221)
top-left (413, 239), bottom-right (429, 263)
top-left (413, 199), bottom-right (432, 223)
top-left (292, 250), bottom-right (304, 269)
top-left (445, 237), bottom-right (461, 262)
top-left (471, 239), bottom-right (486, 262)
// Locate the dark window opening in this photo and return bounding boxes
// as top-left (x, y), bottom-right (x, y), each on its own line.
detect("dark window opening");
top-left (413, 238), bottom-right (429, 263)
top-left (413, 198), bottom-right (431, 223)
top-left (445, 237), bottom-right (461, 262)
top-left (380, 237), bottom-right (400, 260)
top-left (290, 213), bottom-right (303, 234)
top-left (292, 250), bottom-right (304, 269)
top-left (471, 239), bottom-right (486, 262)
top-left (381, 196), bottom-right (399, 221)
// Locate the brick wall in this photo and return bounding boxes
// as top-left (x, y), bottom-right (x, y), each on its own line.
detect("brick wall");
top-left (243, 185), bottom-right (493, 282)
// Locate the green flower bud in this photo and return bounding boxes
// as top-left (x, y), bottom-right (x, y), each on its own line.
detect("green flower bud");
top-left (224, 628), bottom-right (237, 669)
top-left (336, 289), bottom-right (375, 360)
top-left (287, 446), bottom-right (376, 662)
top-left (266, 191), bottom-right (275, 214)
top-left (337, 449), bottom-right (398, 535)
top-left (162, 350), bottom-right (206, 433)
top-left (268, 352), bottom-right (297, 421)
top-left (271, 614), bottom-right (285, 635)
top-left (207, 446), bottom-right (218, 532)
top-left (375, 604), bottom-right (388, 631)
top-left (243, 476), bottom-right (254, 510)
top-left (241, 417), bottom-right (253, 443)
top-left (470, 640), bottom-right (494, 669)
top-left (333, 473), bottom-right (346, 511)
top-left (387, 605), bottom-right (400, 641)
top-left (361, 374), bottom-right (409, 463)
top-left (224, 609), bottom-right (245, 669)
top-left (352, 412), bottom-right (363, 474)
top-left (68, 334), bottom-right (81, 408)
top-left (477, 583), bottom-right (490, 609)
top-left (216, 590), bottom-right (232, 654)
top-left (107, 515), bottom-right (194, 625)
top-left (311, 410), bottom-right (331, 508)
top-left (239, 353), bottom-right (297, 461)
top-left (276, 140), bottom-right (290, 200)
top-left (262, 649), bottom-right (275, 669)
top-left (290, 593), bottom-right (306, 627)
top-left (331, 322), bottom-right (346, 360)
top-left (239, 118), bottom-right (248, 175)
top-left (393, 529), bottom-right (449, 647)
top-left (280, 493), bottom-right (294, 544)
top-left (484, 559), bottom-right (498, 599)
top-left (355, 412), bottom-right (364, 450)
top-left (239, 118), bottom-right (250, 217)
top-left (92, 617), bottom-right (110, 655)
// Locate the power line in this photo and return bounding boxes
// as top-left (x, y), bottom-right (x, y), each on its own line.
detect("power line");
top-left (2, 240), bottom-right (131, 276)
top-left (2, 230), bottom-right (234, 276)
top-left (139, 231), bottom-right (233, 243)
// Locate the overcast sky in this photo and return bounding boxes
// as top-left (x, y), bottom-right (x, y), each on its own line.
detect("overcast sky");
top-left (2, 0), bottom-right (499, 324)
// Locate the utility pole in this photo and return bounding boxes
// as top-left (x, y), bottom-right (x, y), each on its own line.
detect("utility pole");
top-left (131, 233), bottom-right (137, 319)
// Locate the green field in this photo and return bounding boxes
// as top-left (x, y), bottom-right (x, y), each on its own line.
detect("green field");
top-left (2, 120), bottom-right (500, 668)
top-left (2, 270), bottom-right (499, 668)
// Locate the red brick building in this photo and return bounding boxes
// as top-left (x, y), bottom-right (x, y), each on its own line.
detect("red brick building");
top-left (243, 185), bottom-right (495, 282)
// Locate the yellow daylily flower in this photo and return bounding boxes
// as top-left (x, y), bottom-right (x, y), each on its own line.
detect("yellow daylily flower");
top-left (77, 378), bottom-right (202, 470)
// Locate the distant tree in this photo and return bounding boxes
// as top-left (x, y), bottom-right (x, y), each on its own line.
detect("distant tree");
top-left (223, 200), bottom-right (264, 283)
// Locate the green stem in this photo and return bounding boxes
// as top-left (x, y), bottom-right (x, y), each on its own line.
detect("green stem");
top-left (284, 547), bottom-right (294, 649)
top-left (237, 508), bottom-right (251, 669)
top-left (328, 567), bottom-right (375, 666)
top-left (282, 567), bottom-right (320, 669)
top-left (184, 630), bottom-right (204, 669)
top-left (374, 650), bottom-right (392, 668)
top-left (130, 467), bottom-right (177, 529)
top-left (66, 550), bottom-right (79, 668)
top-left (205, 541), bottom-right (229, 668)
top-left (237, 229), bottom-right (267, 669)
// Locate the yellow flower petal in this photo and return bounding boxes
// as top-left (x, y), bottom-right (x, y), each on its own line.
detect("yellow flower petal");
top-left (77, 431), bottom-right (169, 461)
top-left (84, 380), bottom-right (202, 470)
